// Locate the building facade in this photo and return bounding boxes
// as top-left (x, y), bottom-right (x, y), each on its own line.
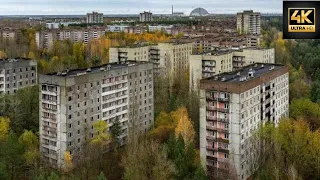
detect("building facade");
top-left (139, 11), bottom-right (153, 22)
top-left (0, 58), bottom-right (37, 95)
top-left (86, 11), bottom-right (104, 24)
top-left (109, 42), bottom-right (193, 75)
top-left (237, 10), bottom-right (261, 35)
top-left (39, 62), bottom-right (154, 168)
top-left (190, 48), bottom-right (275, 91)
top-left (199, 63), bottom-right (289, 180)
top-left (35, 28), bottom-right (106, 49)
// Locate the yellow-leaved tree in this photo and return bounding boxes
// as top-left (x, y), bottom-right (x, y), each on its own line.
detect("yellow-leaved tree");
top-left (19, 130), bottom-right (39, 165)
top-left (64, 151), bottom-right (72, 171)
top-left (91, 120), bottom-right (110, 171)
top-left (0, 51), bottom-right (7, 59)
top-left (91, 120), bottom-right (110, 145)
top-left (0, 117), bottom-right (10, 141)
top-left (174, 107), bottom-right (195, 145)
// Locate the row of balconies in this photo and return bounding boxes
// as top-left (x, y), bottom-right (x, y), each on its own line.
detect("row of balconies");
top-left (206, 96), bottom-right (230, 102)
top-left (206, 106), bottom-right (229, 113)
top-left (207, 116), bottom-right (229, 123)
top-left (206, 136), bottom-right (230, 144)
top-left (206, 125), bottom-right (229, 133)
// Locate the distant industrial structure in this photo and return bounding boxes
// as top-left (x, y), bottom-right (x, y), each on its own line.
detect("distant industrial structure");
top-left (171, 5), bottom-right (184, 17)
top-left (190, 7), bottom-right (210, 16)
top-left (139, 11), bottom-right (153, 22)
top-left (237, 10), bottom-right (261, 35)
top-left (86, 11), bottom-right (104, 24)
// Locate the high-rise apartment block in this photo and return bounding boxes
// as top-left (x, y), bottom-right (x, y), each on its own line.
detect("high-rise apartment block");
top-left (0, 58), bottom-right (37, 94)
top-left (237, 10), bottom-right (261, 35)
top-left (109, 42), bottom-right (193, 75)
top-left (39, 62), bottom-right (154, 168)
top-left (0, 28), bottom-right (16, 41)
top-left (190, 48), bottom-right (275, 91)
top-left (35, 28), bottom-right (106, 49)
top-left (139, 11), bottom-right (153, 22)
top-left (199, 63), bottom-right (289, 180)
top-left (86, 11), bottom-right (104, 24)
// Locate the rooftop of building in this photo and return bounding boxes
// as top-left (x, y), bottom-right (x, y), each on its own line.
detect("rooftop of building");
top-left (194, 47), bottom-right (273, 56)
top-left (45, 61), bottom-right (150, 77)
top-left (0, 58), bottom-right (34, 63)
top-left (203, 63), bottom-right (284, 83)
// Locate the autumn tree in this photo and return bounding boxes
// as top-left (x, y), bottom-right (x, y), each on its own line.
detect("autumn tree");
top-left (91, 120), bottom-right (110, 171)
top-left (0, 51), bottom-right (7, 59)
top-left (174, 109), bottom-right (195, 145)
top-left (122, 140), bottom-right (175, 180)
top-left (290, 98), bottom-right (320, 129)
top-left (19, 130), bottom-right (39, 166)
top-left (0, 117), bottom-right (10, 141)
top-left (64, 151), bottom-right (73, 172)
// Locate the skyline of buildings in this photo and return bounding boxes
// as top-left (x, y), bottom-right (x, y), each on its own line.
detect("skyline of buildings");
top-left (0, 1), bottom-right (284, 16)
top-left (0, 7), bottom-right (291, 178)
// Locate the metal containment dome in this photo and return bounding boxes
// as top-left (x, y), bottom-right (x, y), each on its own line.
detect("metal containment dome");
top-left (190, 7), bottom-right (209, 16)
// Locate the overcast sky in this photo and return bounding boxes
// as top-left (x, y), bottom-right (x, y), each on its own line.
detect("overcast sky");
top-left (0, 0), bottom-right (283, 15)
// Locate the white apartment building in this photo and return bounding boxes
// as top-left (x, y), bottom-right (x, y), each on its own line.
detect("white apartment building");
top-left (139, 11), bottom-right (153, 22)
top-left (35, 28), bottom-right (106, 49)
top-left (107, 25), bottom-right (130, 33)
top-left (199, 63), bottom-right (289, 180)
top-left (190, 48), bottom-right (275, 91)
top-left (109, 42), bottom-right (193, 76)
top-left (39, 62), bottom-right (154, 168)
top-left (0, 58), bottom-right (37, 95)
top-left (237, 10), bottom-right (261, 35)
top-left (148, 25), bottom-right (173, 34)
top-left (86, 11), bottom-right (104, 24)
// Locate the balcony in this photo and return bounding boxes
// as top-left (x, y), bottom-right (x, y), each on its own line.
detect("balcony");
top-left (206, 126), bottom-right (229, 133)
top-left (207, 116), bottom-right (217, 121)
top-left (206, 135), bottom-right (215, 141)
top-left (207, 156), bottom-right (217, 161)
top-left (218, 147), bottom-right (229, 153)
top-left (218, 97), bottom-right (230, 102)
top-left (217, 117), bottom-right (229, 123)
top-left (206, 106), bottom-right (215, 111)
top-left (216, 138), bottom-right (229, 144)
top-left (216, 108), bottom-right (229, 113)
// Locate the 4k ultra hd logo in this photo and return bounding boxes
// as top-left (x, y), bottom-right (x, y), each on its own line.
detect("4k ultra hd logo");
top-left (288, 8), bottom-right (315, 32)
top-left (283, 1), bottom-right (320, 39)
